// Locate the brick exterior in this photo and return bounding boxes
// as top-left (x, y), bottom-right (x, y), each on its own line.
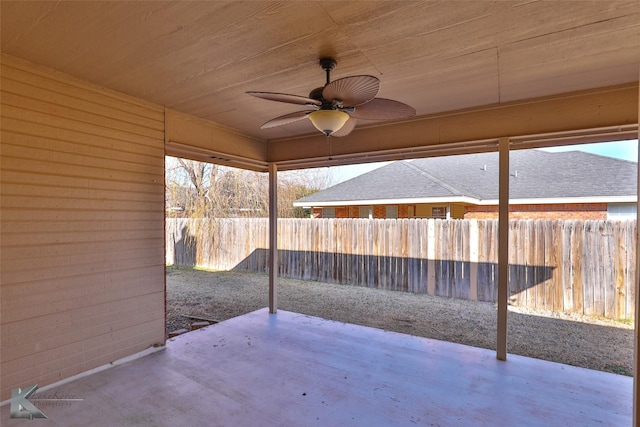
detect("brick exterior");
top-left (314, 203), bottom-right (608, 220)
top-left (336, 207), bottom-right (349, 218)
top-left (463, 203), bottom-right (608, 220)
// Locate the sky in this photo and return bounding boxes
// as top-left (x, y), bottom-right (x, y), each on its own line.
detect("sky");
top-left (327, 139), bottom-right (638, 184)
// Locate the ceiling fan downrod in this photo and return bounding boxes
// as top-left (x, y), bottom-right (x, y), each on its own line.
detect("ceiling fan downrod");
top-left (319, 57), bottom-right (337, 86)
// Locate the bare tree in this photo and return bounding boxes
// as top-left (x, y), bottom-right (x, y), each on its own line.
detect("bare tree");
top-left (278, 169), bottom-right (332, 217)
top-left (165, 157), bottom-right (329, 219)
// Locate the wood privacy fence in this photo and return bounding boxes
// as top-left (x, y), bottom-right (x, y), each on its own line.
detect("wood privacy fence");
top-left (166, 218), bottom-right (637, 320)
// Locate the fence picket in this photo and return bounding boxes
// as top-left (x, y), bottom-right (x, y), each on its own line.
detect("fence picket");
top-left (603, 221), bottom-right (616, 319)
top-left (166, 217), bottom-right (637, 320)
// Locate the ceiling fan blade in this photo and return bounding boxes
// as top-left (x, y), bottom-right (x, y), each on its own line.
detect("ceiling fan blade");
top-left (322, 75), bottom-right (380, 107)
top-left (260, 111), bottom-right (311, 129)
top-left (247, 91), bottom-right (321, 106)
top-left (351, 98), bottom-right (416, 120)
top-left (331, 117), bottom-right (356, 137)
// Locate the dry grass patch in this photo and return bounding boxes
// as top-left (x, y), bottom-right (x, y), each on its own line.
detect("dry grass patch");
top-left (166, 267), bottom-right (633, 376)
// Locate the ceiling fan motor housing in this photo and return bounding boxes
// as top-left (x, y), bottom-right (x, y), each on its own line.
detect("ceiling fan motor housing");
top-left (309, 87), bottom-right (324, 101)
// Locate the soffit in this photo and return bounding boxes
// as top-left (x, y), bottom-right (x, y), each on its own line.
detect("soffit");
top-left (2, 1), bottom-right (639, 166)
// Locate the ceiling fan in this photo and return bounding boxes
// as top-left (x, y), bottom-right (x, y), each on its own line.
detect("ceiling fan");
top-left (247, 57), bottom-right (416, 137)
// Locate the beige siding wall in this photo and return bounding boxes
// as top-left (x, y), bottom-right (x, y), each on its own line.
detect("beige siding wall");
top-left (450, 204), bottom-right (465, 219)
top-left (0, 56), bottom-right (166, 400)
top-left (415, 203), bottom-right (449, 218)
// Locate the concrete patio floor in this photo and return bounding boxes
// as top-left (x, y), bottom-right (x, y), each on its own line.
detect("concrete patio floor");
top-left (1, 308), bottom-right (632, 426)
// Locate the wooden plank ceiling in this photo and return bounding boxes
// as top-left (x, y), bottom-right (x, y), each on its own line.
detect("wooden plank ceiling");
top-left (2, 1), bottom-right (639, 170)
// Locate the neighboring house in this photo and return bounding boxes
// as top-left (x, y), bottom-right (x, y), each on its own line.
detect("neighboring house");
top-left (294, 150), bottom-right (638, 220)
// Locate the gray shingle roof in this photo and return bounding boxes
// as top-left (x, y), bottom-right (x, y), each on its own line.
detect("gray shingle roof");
top-left (295, 150), bottom-right (637, 205)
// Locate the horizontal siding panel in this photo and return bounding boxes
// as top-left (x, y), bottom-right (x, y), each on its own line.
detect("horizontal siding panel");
top-left (1, 194), bottom-right (164, 212)
top-left (3, 244), bottom-right (162, 269)
top-left (1, 208), bottom-right (165, 222)
top-left (1, 140), bottom-right (164, 177)
top-left (2, 246), bottom-right (164, 273)
top-left (3, 237), bottom-right (163, 261)
top-left (1, 169), bottom-right (163, 195)
top-left (2, 246), bottom-right (163, 279)
top-left (1, 293), bottom-right (163, 339)
top-left (1, 156), bottom-right (162, 185)
top-left (2, 293), bottom-right (164, 362)
top-left (1, 219), bottom-right (164, 234)
top-left (1, 55), bottom-right (165, 400)
top-left (54, 318), bottom-right (165, 384)
top-left (2, 104), bottom-right (163, 148)
top-left (2, 266), bottom-right (164, 323)
top-left (2, 116), bottom-right (164, 155)
top-left (1, 226), bottom-right (164, 244)
top-left (2, 78), bottom-right (165, 131)
top-left (2, 262), bottom-right (164, 290)
top-left (1, 90), bottom-right (164, 141)
top-left (1, 182), bottom-right (164, 204)
top-left (2, 129), bottom-right (164, 166)
top-left (2, 263), bottom-right (163, 299)
top-left (1, 318), bottom-right (165, 390)
top-left (2, 58), bottom-right (164, 121)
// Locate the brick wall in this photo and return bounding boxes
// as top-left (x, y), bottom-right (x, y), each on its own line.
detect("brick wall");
top-left (314, 203), bottom-right (606, 220)
top-left (373, 205), bottom-right (386, 218)
top-left (313, 207), bottom-right (350, 218)
top-left (464, 203), bottom-right (608, 220)
top-left (336, 207), bottom-right (349, 218)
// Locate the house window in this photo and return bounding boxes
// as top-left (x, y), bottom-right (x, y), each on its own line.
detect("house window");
top-left (359, 206), bottom-right (372, 219)
top-left (607, 203), bottom-right (636, 220)
top-left (323, 207), bottom-right (336, 218)
top-left (386, 206), bottom-right (398, 219)
top-left (431, 206), bottom-right (447, 219)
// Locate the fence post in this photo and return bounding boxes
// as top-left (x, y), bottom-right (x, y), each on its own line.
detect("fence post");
top-left (469, 220), bottom-right (479, 301)
top-left (427, 219), bottom-right (436, 295)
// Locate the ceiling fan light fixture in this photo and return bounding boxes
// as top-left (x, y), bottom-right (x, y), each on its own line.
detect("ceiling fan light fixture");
top-left (308, 110), bottom-right (350, 136)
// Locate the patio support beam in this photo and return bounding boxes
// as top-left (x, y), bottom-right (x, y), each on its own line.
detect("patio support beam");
top-left (497, 137), bottom-right (510, 361)
top-left (634, 71), bottom-right (639, 427)
top-left (164, 108), bottom-right (268, 171)
top-left (269, 162), bottom-right (278, 314)
top-left (268, 84), bottom-right (638, 167)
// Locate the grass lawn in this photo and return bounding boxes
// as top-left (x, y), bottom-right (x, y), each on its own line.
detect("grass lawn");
top-left (167, 266), bottom-right (634, 376)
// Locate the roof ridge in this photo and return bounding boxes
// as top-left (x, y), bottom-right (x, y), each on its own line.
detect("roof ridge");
top-left (295, 150), bottom-right (637, 206)
top-left (401, 161), bottom-right (464, 196)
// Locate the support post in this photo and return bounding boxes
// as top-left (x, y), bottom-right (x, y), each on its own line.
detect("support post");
top-left (633, 70), bottom-right (639, 426)
top-left (497, 137), bottom-right (510, 361)
top-left (268, 163), bottom-right (278, 314)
